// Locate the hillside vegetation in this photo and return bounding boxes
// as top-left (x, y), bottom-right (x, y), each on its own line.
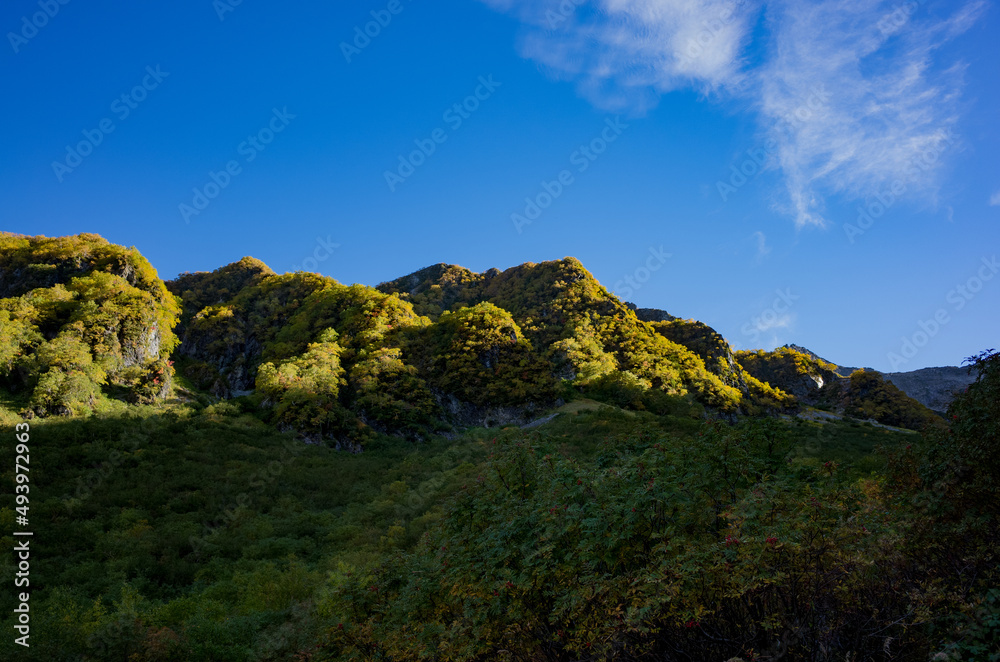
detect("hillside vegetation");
top-left (738, 347), bottom-right (942, 430)
top-left (1, 351), bottom-right (996, 661)
top-left (2, 235), bottom-right (945, 436)
top-left (2, 234), bottom-right (989, 662)
top-left (165, 254), bottom-right (807, 445)
top-left (0, 233), bottom-right (179, 417)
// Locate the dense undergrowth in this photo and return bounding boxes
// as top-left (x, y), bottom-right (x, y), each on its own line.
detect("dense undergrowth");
top-left (1, 349), bottom-right (997, 661)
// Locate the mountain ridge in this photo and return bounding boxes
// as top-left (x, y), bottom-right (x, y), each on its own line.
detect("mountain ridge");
top-left (0, 234), bottom-right (956, 440)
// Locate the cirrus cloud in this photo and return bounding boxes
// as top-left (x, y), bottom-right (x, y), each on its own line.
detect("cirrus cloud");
top-left (482, 0), bottom-right (987, 227)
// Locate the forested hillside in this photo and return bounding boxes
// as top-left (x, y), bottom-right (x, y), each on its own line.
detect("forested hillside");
top-left (2, 233), bottom-right (945, 436)
top-left (0, 234), bottom-right (179, 417)
top-left (165, 253), bottom-right (799, 444)
top-left (3, 234), bottom-right (994, 662)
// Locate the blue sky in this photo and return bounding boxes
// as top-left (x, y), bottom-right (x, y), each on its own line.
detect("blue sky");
top-left (1, 0), bottom-right (997, 371)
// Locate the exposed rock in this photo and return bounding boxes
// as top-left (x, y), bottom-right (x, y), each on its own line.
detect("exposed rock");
top-left (438, 393), bottom-right (559, 429)
top-left (883, 367), bottom-right (975, 413)
top-left (626, 303), bottom-right (677, 323)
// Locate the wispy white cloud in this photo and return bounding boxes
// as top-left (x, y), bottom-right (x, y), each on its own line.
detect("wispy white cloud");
top-left (754, 0), bottom-right (985, 226)
top-left (991, 190), bottom-right (1000, 206)
top-left (483, 0), bottom-right (986, 227)
top-left (752, 230), bottom-right (770, 259)
top-left (755, 313), bottom-right (793, 332)
top-left (481, 0), bottom-right (760, 112)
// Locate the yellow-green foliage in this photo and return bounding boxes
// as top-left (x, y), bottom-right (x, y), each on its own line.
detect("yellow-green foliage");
top-left (481, 258), bottom-right (628, 344)
top-left (272, 282), bottom-right (429, 360)
top-left (651, 319), bottom-right (796, 412)
top-left (736, 348), bottom-right (938, 429)
top-left (0, 233), bottom-right (180, 415)
top-left (257, 329), bottom-right (346, 400)
top-left (167, 256), bottom-right (274, 325)
top-left (736, 346), bottom-right (840, 393)
top-left (256, 329), bottom-right (368, 444)
top-left (28, 332), bottom-right (106, 415)
top-left (416, 302), bottom-right (556, 407)
top-left (0, 232), bottom-right (172, 302)
top-left (349, 347), bottom-right (439, 435)
top-left (652, 319), bottom-right (733, 365)
top-left (177, 268), bottom-right (440, 439)
top-left (3, 240), bottom-right (801, 431)
top-left (0, 310), bottom-right (41, 372)
top-left (383, 258), bottom-right (754, 413)
top-left (550, 317), bottom-right (618, 384)
top-left (180, 272), bottom-right (427, 369)
top-left (587, 315), bottom-right (742, 411)
top-left (377, 263), bottom-right (490, 319)
top-left (381, 258), bottom-right (629, 347)
top-left (741, 371), bottom-right (797, 413)
top-left (179, 272), bottom-right (335, 393)
top-left (182, 258), bottom-right (757, 439)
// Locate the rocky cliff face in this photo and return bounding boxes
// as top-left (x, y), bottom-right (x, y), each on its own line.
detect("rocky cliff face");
top-left (882, 367), bottom-right (975, 413)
